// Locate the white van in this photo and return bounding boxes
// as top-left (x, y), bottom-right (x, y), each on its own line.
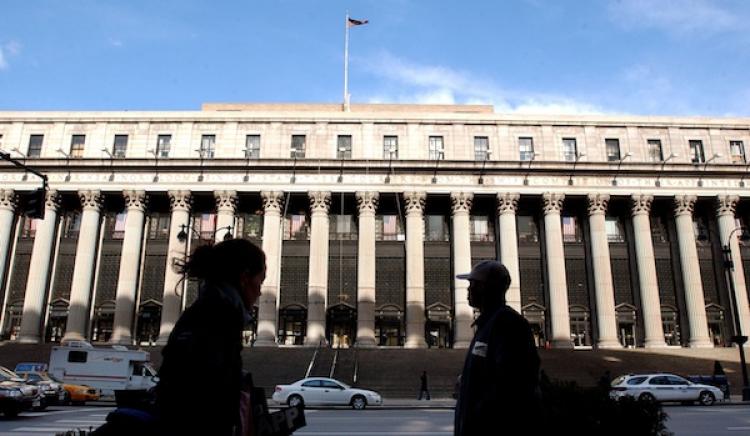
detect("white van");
top-left (49, 341), bottom-right (157, 397)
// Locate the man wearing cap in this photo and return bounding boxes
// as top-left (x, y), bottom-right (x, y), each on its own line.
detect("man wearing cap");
top-left (453, 260), bottom-right (541, 435)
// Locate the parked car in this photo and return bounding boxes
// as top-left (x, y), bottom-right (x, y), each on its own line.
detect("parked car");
top-left (272, 377), bottom-right (382, 410)
top-left (0, 366), bottom-right (45, 411)
top-left (0, 383), bottom-right (38, 418)
top-left (610, 373), bottom-right (725, 406)
top-left (15, 363), bottom-right (100, 406)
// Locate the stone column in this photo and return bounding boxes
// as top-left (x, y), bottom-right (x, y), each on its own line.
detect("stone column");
top-left (542, 192), bottom-right (572, 348)
top-left (215, 190), bottom-right (237, 241)
top-left (304, 191), bottom-right (331, 346)
top-left (631, 195), bottom-right (667, 348)
top-left (404, 191), bottom-right (427, 348)
top-left (716, 195), bottom-right (750, 340)
top-left (497, 193), bottom-right (521, 312)
top-left (673, 195), bottom-right (712, 348)
top-left (355, 191), bottom-right (379, 347)
top-left (587, 194), bottom-right (620, 349)
top-left (451, 192), bottom-right (474, 349)
top-left (111, 190), bottom-right (148, 345)
top-left (0, 190), bottom-right (17, 298)
top-left (255, 191), bottom-right (284, 347)
top-left (63, 190), bottom-right (104, 342)
top-left (18, 190), bottom-right (61, 343)
top-left (157, 190), bottom-right (192, 345)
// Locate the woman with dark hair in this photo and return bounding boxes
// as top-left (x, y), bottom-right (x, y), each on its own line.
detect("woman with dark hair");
top-left (156, 238), bottom-right (266, 435)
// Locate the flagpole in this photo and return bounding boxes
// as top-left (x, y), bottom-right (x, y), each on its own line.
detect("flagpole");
top-left (344, 12), bottom-right (350, 112)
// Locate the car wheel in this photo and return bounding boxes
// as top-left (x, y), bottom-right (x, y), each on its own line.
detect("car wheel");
top-left (638, 392), bottom-right (656, 403)
top-left (4, 408), bottom-right (19, 418)
top-left (351, 395), bottom-right (367, 410)
top-left (71, 400), bottom-right (85, 406)
top-left (62, 392), bottom-right (71, 406)
top-left (287, 394), bottom-right (304, 408)
top-left (698, 391), bottom-right (715, 406)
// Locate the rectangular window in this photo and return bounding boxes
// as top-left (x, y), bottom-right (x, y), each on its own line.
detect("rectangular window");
top-left (192, 213), bottom-right (217, 240)
top-left (647, 139), bottom-right (663, 162)
top-left (562, 216), bottom-right (581, 243)
top-left (0, 134), bottom-right (3, 149)
top-left (113, 135), bottom-right (128, 158)
top-left (291, 135), bottom-right (306, 158)
top-left (424, 215), bottom-right (449, 241)
top-left (284, 214), bottom-right (310, 240)
top-left (330, 215), bottom-right (356, 240)
top-left (67, 351), bottom-right (88, 363)
top-left (376, 215), bottom-right (404, 241)
top-left (689, 140), bottom-right (705, 164)
top-left (62, 212), bottom-right (82, 239)
top-left (517, 216), bottom-right (538, 243)
top-left (428, 136), bottom-right (444, 160)
top-left (605, 138), bottom-right (621, 161)
top-left (70, 135), bottom-right (85, 158)
top-left (240, 213), bottom-right (263, 239)
top-left (337, 135), bottom-right (352, 159)
top-left (200, 135), bottom-right (216, 159)
top-left (562, 138), bottom-right (577, 162)
top-left (474, 136), bottom-right (490, 161)
top-left (519, 137), bottom-right (534, 161)
top-left (245, 135), bottom-right (260, 159)
top-left (383, 136), bottom-right (398, 159)
top-left (470, 216), bottom-right (495, 242)
top-left (28, 134), bottom-right (44, 158)
top-left (156, 135), bottom-right (171, 158)
top-left (111, 212), bottom-right (127, 240)
top-left (730, 140), bottom-right (746, 164)
top-left (148, 214), bottom-right (170, 240)
top-left (21, 216), bottom-right (37, 239)
top-left (606, 217), bottom-right (624, 243)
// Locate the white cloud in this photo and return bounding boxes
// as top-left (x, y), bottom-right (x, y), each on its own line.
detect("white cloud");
top-left (359, 52), bottom-right (604, 115)
top-left (0, 49), bottom-right (7, 71)
top-left (609, 0), bottom-right (742, 35)
top-left (0, 40), bottom-right (21, 71)
top-left (108, 38), bottom-right (124, 47)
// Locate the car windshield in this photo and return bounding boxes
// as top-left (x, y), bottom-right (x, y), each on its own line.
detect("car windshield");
top-left (611, 376), bottom-right (627, 386)
top-left (0, 367), bottom-right (21, 380)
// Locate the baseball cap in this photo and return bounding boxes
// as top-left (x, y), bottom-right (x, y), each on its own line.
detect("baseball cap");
top-left (456, 260), bottom-right (510, 284)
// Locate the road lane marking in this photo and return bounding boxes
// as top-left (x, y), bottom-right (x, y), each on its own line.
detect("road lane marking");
top-left (296, 433), bottom-right (452, 435)
top-left (728, 427), bottom-right (750, 431)
top-left (21, 407), bottom-right (103, 417)
top-left (55, 419), bottom-right (106, 424)
top-left (9, 427), bottom-right (76, 432)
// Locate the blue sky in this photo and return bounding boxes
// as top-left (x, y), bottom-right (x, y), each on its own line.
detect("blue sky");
top-left (1, 0), bottom-right (749, 116)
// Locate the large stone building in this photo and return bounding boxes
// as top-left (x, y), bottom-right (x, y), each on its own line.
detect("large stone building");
top-left (1, 103), bottom-right (749, 351)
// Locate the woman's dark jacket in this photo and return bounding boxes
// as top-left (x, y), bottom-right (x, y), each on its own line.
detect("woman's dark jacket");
top-left (156, 282), bottom-right (246, 435)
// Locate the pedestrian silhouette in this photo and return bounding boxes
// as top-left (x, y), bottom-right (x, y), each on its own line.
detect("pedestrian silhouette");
top-left (453, 260), bottom-right (541, 436)
top-left (419, 371), bottom-right (431, 400)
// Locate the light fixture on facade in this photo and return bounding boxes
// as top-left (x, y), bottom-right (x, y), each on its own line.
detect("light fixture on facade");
top-left (102, 148), bottom-right (115, 181)
top-left (567, 152), bottom-right (586, 186)
top-left (698, 153), bottom-right (722, 187)
top-left (384, 145), bottom-right (397, 184)
top-left (478, 151), bottom-right (492, 185)
top-left (57, 148), bottom-right (71, 182)
top-left (655, 152), bottom-right (679, 187)
top-left (523, 152), bottom-right (537, 186)
top-left (611, 152), bottom-right (633, 186)
top-left (11, 148), bottom-right (29, 181)
top-left (195, 148), bottom-right (205, 182)
top-left (147, 148), bottom-right (159, 182)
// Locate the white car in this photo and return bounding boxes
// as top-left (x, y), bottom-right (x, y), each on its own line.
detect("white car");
top-left (272, 377), bottom-right (382, 410)
top-left (610, 373), bottom-right (724, 406)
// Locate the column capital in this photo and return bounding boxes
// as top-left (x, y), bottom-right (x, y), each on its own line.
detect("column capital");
top-left (673, 195), bottom-right (697, 217)
top-left (79, 190), bottom-right (104, 212)
top-left (45, 190), bottom-right (62, 212)
top-left (168, 190), bottom-right (192, 212)
top-left (542, 192), bottom-right (565, 215)
top-left (450, 192), bottom-right (473, 215)
top-left (214, 190), bottom-right (238, 214)
top-left (631, 194), bottom-right (653, 216)
top-left (587, 193), bottom-right (610, 216)
top-left (309, 191), bottom-right (331, 214)
top-left (716, 195), bottom-right (740, 217)
top-left (0, 189), bottom-right (17, 212)
top-left (497, 193), bottom-right (519, 215)
top-left (123, 190), bottom-right (148, 212)
top-left (403, 191), bottom-right (426, 215)
top-left (261, 191), bottom-right (285, 214)
top-left (356, 191), bottom-right (379, 215)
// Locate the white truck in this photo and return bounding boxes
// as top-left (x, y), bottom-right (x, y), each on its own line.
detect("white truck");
top-left (48, 341), bottom-right (158, 397)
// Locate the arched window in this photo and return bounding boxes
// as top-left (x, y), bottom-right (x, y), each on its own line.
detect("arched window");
top-left (522, 303), bottom-right (547, 348)
top-left (375, 305), bottom-right (404, 347)
top-left (90, 301), bottom-right (116, 342)
top-left (45, 299), bottom-right (69, 343)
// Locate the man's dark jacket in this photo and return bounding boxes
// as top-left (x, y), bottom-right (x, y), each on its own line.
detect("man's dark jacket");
top-left (156, 282), bottom-right (245, 435)
top-left (454, 305), bottom-right (540, 435)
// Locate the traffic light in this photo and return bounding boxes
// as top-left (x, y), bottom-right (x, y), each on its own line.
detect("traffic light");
top-left (26, 188), bottom-right (46, 220)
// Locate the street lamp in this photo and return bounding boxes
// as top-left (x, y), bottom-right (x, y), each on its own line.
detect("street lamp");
top-left (478, 150), bottom-right (492, 185)
top-left (431, 152), bottom-right (441, 184)
top-left (176, 223), bottom-right (234, 243)
top-left (12, 148), bottom-right (29, 181)
top-left (337, 146), bottom-right (348, 183)
top-left (522, 151), bottom-right (537, 186)
top-left (147, 148), bottom-right (159, 182)
top-left (611, 152), bottom-right (633, 186)
top-left (101, 148), bottom-right (115, 181)
top-left (698, 153), bottom-right (722, 187)
top-left (56, 148), bottom-right (71, 182)
top-left (655, 152), bottom-right (679, 187)
top-left (195, 148), bottom-right (205, 182)
top-left (721, 226), bottom-right (750, 400)
top-left (567, 151), bottom-right (586, 186)
top-left (290, 148), bottom-right (301, 184)
top-left (739, 160), bottom-right (750, 188)
top-left (384, 145), bottom-right (397, 184)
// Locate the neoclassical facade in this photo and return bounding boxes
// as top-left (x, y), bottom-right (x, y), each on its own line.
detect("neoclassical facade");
top-left (1, 103), bottom-right (750, 350)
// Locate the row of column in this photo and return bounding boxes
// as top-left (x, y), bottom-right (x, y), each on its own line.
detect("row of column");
top-left (0, 189), bottom-right (749, 349)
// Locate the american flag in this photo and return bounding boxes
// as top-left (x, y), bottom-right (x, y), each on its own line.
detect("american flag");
top-left (347, 17), bottom-right (369, 27)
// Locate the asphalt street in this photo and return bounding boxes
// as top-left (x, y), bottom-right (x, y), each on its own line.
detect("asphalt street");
top-left (0, 405), bottom-right (748, 435)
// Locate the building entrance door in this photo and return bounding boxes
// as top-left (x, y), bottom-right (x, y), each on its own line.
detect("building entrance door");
top-left (279, 305), bottom-right (307, 345)
top-left (326, 304), bottom-right (356, 348)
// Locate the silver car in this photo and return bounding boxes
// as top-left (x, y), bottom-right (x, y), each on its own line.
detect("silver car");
top-left (610, 373), bottom-right (724, 406)
top-left (272, 377), bottom-right (382, 410)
